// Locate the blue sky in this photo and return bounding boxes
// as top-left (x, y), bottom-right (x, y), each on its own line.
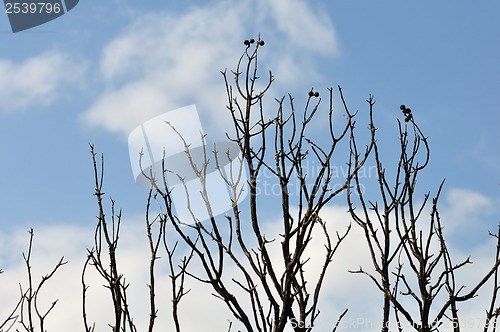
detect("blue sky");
top-left (0, 1), bottom-right (499, 331)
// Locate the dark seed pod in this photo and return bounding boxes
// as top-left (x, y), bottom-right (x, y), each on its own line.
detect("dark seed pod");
top-left (404, 108), bottom-right (411, 114)
top-left (314, 92), bottom-right (319, 97)
top-left (308, 91), bottom-right (314, 97)
top-left (244, 40), bottom-right (250, 46)
top-left (250, 38), bottom-right (255, 44)
top-left (258, 40), bottom-right (265, 46)
top-left (405, 118), bottom-right (410, 122)
top-left (400, 105), bottom-right (406, 110)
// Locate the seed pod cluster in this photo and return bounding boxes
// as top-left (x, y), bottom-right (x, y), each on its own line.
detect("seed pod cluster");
top-left (400, 104), bottom-right (413, 122)
top-left (308, 91), bottom-right (320, 97)
top-left (244, 38), bottom-right (265, 46)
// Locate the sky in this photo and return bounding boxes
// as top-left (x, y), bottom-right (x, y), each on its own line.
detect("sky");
top-left (0, 0), bottom-right (499, 331)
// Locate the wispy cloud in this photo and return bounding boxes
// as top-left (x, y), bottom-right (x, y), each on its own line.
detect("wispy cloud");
top-left (0, 51), bottom-right (86, 113)
top-left (267, 0), bottom-right (338, 55)
top-left (82, 0), bottom-right (339, 138)
top-left (439, 187), bottom-right (495, 244)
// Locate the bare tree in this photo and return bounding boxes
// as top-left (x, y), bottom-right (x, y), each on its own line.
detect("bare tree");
top-left (144, 186), bottom-right (195, 332)
top-left (136, 37), bottom-right (373, 332)
top-left (484, 221), bottom-right (500, 332)
top-left (347, 104), bottom-right (500, 332)
top-left (0, 229), bottom-right (66, 332)
top-left (2, 37), bottom-right (500, 332)
top-left (82, 144), bottom-right (194, 332)
top-left (82, 145), bottom-right (137, 332)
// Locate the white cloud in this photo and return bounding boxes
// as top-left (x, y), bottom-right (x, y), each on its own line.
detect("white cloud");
top-left (81, 0), bottom-right (340, 139)
top-left (267, 0), bottom-right (338, 55)
top-left (296, 191), bottom-right (498, 331)
top-left (445, 188), bottom-right (493, 217)
top-left (0, 216), bottom-right (249, 331)
top-left (0, 186), bottom-right (499, 331)
top-left (0, 51), bottom-right (86, 113)
top-left (440, 188), bottom-right (495, 240)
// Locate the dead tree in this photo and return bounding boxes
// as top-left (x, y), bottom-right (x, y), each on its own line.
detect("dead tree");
top-left (83, 145), bottom-right (137, 332)
top-left (347, 104), bottom-right (500, 332)
top-left (2, 37), bottom-right (499, 332)
top-left (484, 221), bottom-right (500, 332)
top-left (140, 37), bottom-right (373, 332)
top-left (83, 144), bottom-right (193, 332)
top-left (0, 229), bottom-right (66, 332)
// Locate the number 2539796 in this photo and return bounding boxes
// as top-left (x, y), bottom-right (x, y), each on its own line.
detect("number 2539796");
top-left (5, 2), bottom-right (62, 14)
